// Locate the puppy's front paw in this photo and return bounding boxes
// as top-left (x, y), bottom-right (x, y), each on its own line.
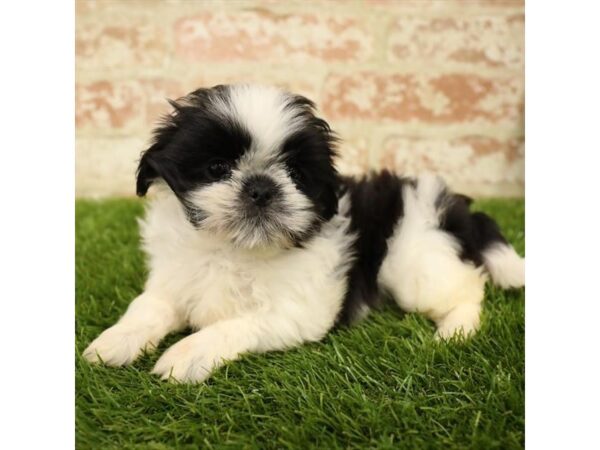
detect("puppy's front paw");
top-left (83, 325), bottom-right (151, 366)
top-left (152, 330), bottom-right (236, 383)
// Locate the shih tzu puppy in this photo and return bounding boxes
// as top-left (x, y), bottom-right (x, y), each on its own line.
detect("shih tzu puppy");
top-left (83, 84), bottom-right (525, 383)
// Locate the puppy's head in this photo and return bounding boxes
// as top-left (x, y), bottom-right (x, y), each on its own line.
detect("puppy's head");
top-left (137, 84), bottom-right (339, 249)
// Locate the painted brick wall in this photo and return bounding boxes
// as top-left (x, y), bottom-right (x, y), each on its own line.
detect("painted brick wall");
top-left (76, 0), bottom-right (524, 198)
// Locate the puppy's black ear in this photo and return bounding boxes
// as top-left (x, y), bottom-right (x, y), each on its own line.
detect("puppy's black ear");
top-left (135, 110), bottom-right (181, 197)
top-left (136, 141), bottom-right (186, 196)
top-left (136, 145), bottom-right (160, 196)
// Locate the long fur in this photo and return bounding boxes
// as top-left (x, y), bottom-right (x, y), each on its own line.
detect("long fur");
top-left (84, 84), bottom-right (525, 383)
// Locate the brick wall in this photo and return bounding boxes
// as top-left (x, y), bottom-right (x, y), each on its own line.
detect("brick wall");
top-left (76, 0), bottom-right (524, 198)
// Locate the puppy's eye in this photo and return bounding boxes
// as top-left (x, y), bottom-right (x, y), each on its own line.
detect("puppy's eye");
top-left (206, 160), bottom-right (232, 180)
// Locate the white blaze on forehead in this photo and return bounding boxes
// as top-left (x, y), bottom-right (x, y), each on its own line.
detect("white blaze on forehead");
top-left (213, 85), bottom-right (306, 168)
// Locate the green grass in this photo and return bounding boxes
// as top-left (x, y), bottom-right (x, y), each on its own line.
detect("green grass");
top-left (76, 198), bottom-right (525, 450)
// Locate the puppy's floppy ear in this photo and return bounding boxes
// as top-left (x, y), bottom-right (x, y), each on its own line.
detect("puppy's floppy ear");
top-left (136, 104), bottom-right (181, 197)
top-left (136, 144), bottom-right (160, 196)
top-left (136, 139), bottom-right (186, 196)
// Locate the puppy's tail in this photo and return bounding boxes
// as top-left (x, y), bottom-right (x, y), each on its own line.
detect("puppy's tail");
top-left (472, 212), bottom-right (525, 289)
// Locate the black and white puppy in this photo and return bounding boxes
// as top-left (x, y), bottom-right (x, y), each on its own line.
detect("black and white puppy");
top-left (84, 84), bottom-right (525, 383)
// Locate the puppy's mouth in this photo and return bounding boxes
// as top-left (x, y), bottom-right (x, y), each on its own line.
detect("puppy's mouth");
top-left (229, 201), bottom-right (297, 249)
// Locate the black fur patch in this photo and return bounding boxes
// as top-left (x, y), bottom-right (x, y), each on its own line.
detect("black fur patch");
top-left (438, 192), bottom-right (508, 266)
top-left (136, 86), bottom-right (252, 198)
top-left (337, 171), bottom-right (408, 325)
top-left (281, 94), bottom-right (340, 223)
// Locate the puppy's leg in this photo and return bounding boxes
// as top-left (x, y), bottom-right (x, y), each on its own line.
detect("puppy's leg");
top-left (379, 175), bottom-right (487, 339)
top-left (379, 220), bottom-right (487, 338)
top-left (83, 292), bottom-right (184, 366)
top-left (152, 313), bottom-right (320, 383)
top-left (381, 247), bottom-right (486, 340)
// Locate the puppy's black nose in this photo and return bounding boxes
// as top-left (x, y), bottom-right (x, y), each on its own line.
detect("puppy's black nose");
top-left (243, 176), bottom-right (278, 207)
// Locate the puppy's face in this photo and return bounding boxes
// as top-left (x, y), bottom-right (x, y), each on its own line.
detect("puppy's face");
top-left (137, 84), bottom-right (339, 249)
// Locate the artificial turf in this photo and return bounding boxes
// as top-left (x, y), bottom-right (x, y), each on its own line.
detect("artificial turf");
top-left (75, 198), bottom-right (525, 449)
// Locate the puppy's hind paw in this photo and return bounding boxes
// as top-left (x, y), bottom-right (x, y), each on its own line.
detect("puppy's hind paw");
top-left (435, 303), bottom-right (481, 341)
top-left (434, 324), bottom-right (476, 341)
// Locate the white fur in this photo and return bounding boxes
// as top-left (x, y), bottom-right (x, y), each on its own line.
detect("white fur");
top-left (83, 292), bottom-right (185, 366)
top-left (378, 175), bottom-right (488, 339)
top-left (84, 188), bottom-right (355, 382)
top-left (482, 243), bottom-right (525, 288)
top-left (215, 84), bottom-right (304, 166)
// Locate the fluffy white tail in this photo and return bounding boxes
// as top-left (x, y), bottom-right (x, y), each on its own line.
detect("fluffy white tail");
top-left (482, 243), bottom-right (525, 288)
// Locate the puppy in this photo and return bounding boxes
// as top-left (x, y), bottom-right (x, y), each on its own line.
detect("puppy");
top-left (83, 84), bottom-right (525, 383)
